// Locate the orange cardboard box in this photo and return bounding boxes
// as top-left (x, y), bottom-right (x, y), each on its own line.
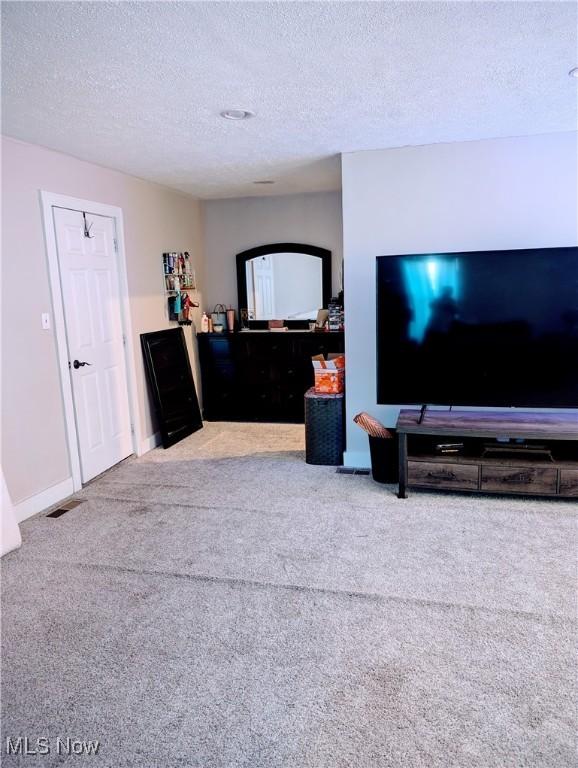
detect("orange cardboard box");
top-left (311, 353), bottom-right (345, 394)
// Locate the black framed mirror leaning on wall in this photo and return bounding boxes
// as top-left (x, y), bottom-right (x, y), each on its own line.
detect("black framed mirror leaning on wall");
top-left (236, 243), bottom-right (332, 329)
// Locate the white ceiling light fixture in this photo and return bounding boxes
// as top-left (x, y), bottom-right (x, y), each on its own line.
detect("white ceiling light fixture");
top-left (569, 67), bottom-right (578, 78)
top-left (220, 108), bottom-right (255, 120)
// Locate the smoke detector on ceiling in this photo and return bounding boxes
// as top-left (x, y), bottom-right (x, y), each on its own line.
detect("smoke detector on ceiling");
top-left (569, 67), bottom-right (578, 78)
top-left (220, 109), bottom-right (255, 120)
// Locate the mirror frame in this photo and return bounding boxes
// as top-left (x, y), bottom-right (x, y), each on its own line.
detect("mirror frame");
top-left (236, 242), bottom-right (332, 328)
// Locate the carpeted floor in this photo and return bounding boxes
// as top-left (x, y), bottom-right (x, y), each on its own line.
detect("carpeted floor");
top-left (2, 422), bottom-right (576, 767)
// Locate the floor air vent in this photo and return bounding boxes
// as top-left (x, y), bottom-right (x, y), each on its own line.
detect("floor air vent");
top-left (336, 467), bottom-right (370, 475)
top-left (46, 499), bottom-right (83, 518)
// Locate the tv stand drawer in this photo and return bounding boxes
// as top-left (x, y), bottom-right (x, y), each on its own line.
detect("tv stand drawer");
top-left (559, 469), bottom-right (578, 497)
top-left (481, 466), bottom-right (557, 494)
top-left (408, 461), bottom-right (478, 490)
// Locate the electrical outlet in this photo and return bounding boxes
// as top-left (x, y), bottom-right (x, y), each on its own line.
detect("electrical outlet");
top-left (41, 313), bottom-right (50, 330)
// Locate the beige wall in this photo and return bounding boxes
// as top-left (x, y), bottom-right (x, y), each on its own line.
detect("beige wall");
top-left (1, 136), bottom-right (204, 506)
top-left (202, 191), bottom-right (343, 311)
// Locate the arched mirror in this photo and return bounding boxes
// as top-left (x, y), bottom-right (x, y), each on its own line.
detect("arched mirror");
top-left (236, 243), bottom-right (331, 328)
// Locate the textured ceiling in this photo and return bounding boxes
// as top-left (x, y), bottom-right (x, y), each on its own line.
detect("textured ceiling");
top-left (2, 1), bottom-right (577, 199)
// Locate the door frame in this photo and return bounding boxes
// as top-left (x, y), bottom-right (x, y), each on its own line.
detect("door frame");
top-left (40, 191), bottom-right (141, 492)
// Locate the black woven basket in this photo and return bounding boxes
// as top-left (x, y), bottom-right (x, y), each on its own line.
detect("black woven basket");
top-left (304, 388), bottom-right (345, 465)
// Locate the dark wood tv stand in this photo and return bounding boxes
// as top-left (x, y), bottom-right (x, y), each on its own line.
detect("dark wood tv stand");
top-left (396, 409), bottom-right (578, 499)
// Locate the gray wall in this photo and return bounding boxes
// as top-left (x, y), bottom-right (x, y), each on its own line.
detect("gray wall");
top-left (342, 132), bottom-right (578, 466)
top-left (202, 191), bottom-right (343, 312)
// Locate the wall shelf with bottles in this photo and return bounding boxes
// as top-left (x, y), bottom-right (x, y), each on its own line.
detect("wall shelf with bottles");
top-left (162, 252), bottom-right (199, 325)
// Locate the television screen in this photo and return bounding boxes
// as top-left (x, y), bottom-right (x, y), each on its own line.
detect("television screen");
top-left (376, 247), bottom-right (578, 407)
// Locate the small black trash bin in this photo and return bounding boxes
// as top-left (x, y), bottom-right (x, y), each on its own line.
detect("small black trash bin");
top-left (369, 432), bottom-right (398, 483)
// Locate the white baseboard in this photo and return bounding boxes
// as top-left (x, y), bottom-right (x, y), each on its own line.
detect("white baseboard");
top-left (138, 431), bottom-right (161, 456)
top-left (13, 477), bottom-right (74, 523)
top-left (342, 450), bottom-right (371, 469)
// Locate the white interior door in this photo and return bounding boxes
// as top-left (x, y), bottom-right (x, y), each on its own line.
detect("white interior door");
top-left (253, 255), bottom-right (276, 318)
top-left (53, 207), bottom-right (133, 483)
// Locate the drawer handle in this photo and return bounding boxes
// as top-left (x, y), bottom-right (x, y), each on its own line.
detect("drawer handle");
top-left (426, 470), bottom-right (456, 481)
top-left (501, 471), bottom-right (534, 484)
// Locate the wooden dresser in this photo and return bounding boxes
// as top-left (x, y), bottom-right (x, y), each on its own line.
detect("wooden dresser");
top-left (396, 409), bottom-right (578, 499)
top-left (197, 331), bottom-right (344, 423)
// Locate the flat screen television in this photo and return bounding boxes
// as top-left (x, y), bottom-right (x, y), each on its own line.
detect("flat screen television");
top-left (376, 247), bottom-right (578, 408)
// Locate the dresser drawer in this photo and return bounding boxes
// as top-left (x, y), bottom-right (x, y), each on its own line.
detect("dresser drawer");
top-left (205, 336), bottom-right (234, 361)
top-left (295, 337), bottom-right (344, 361)
top-left (408, 461), bottom-right (479, 490)
top-left (559, 469), bottom-right (578, 497)
top-left (239, 337), bottom-right (288, 361)
top-left (481, 466), bottom-right (557, 495)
